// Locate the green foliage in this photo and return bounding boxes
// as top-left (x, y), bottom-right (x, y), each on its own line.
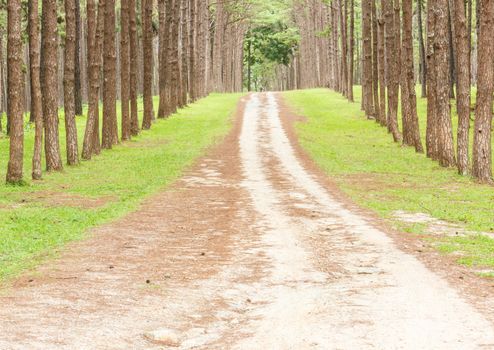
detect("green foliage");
top-left (0, 93), bottom-right (243, 282)
top-left (284, 87), bottom-right (494, 272)
top-left (242, 0), bottom-right (300, 90)
top-left (246, 24), bottom-right (298, 66)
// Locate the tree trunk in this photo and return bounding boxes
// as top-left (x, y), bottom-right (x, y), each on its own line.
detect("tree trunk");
top-left (82, 0), bottom-right (104, 160)
top-left (28, 0), bottom-right (43, 180)
top-left (383, 0), bottom-right (401, 141)
top-left (472, 0), bottom-right (494, 182)
top-left (402, 0), bottom-right (424, 152)
top-left (348, 0), bottom-right (354, 101)
top-left (129, 0), bottom-right (139, 135)
top-left (6, 0), bottom-right (24, 183)
top-left (417, 0), bottom-right (427, 98)
top-left (158, 0), bottom-right (168, 118)
top-left (377, 2), bottom-right (386, 126)
top-left (180, 0), bottom-right (189, 106)
top-left (74, 0), bottom-right (83, 116)
top-left (102, 0), bottom-right (117, 148)
top-left (189, 0), bottom-right (197, 100)
top-left (120, 0), bottom-right (131, 140)
top-left (170, 0), bottom-right (181, 112)
top-left (340, 0), bottom-right (348, 98)
top-left (454, 0), bottom-right (471, 175)
top-left (64, 0), bottom-right (79, 165)
top-left (448, 2), bottom-right (456, 99)
top-left (141, 0), bottom-right (154, 129)
top-left (371, 0), bottom-right (379, 120)
top-left (426, 0), bottom-right (439, 159)
top-left (41, 0), bottom-right (63, 171)
top-left (435, 0), bottom-right (457, 167)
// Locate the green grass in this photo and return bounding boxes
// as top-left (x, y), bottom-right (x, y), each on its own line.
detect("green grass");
top-left (0, 93), bottom-right (243, 281)
top-left (283, 87), bottom-right (494, 272)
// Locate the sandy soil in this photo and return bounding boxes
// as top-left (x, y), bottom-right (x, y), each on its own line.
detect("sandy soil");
top-left (0, 92), bottom-right (493, 349)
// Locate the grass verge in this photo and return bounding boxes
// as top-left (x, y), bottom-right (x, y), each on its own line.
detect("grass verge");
top-left (0, 93), bottom-right (243, 281)
top-left (283, 88), bottom-right (494, 275)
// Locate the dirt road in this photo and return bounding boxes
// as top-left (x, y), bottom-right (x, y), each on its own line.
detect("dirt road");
top-left (1, 93), bottom-right (493, 349)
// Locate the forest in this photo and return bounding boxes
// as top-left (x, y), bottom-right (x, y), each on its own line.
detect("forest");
top-left (0, 0), bottom-right (493, 183)
top-left (1, 0), bottom-right (494, 348)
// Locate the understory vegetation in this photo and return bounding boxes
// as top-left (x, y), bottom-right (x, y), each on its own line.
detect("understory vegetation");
top-left (0, 93), bottom-right (241, 281)
top-left (284, 88), bottom-right (494, 273)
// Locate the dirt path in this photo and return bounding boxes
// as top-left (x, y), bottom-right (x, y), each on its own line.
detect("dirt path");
top-left (1, 92), bottom-right (494, 349)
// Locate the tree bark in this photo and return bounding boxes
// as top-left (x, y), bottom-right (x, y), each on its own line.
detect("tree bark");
top-left (340, 0), bottom-right (348, 97)
top-left (435, 0), bottom-right (457, 167)
top-left (417, 0), bottom-right (427, 98)
top-left (170, 0), bottom-right (181, 112)
top-left (102, 0), bottom-right (117, 148)
top-left (120, 0), bottom-right (131, 140)
top-left (141, 0), bottom-right (154, 129)
top-left (158, 0), bottom-right (168, 118)
top-left (28, 0), bottom-right (43, 180)
top-left (64, 0), bottom-right (79, 165)
top-left (348, 0), bottom-right (354, 101)
top-left (472, 0), bottom-right (494, 182)
top-left (129, 0), bottom-right (140, 135)
top-left (383, 0), bottom-right (401, 141)
top-left (180, 0), bottom-right (189, 106)
top-left (426, 0), bottom-right (439, 159)
top-left (82, 0), bottom-right (104, 160)
top-left (377, 1), bottom-right (386, 126)
top-left (371, 0), bottom-right (379, 120)
top-left (6, 0), bottom-right (24, 183)
top-left (402, 0), bottom-right (424, 152)
top-left (41, 0), bottom-right (63, 171)
top-left (454, 0), bottom-right (471, 175)
top-left (74, 0), bottom-right (83, 116)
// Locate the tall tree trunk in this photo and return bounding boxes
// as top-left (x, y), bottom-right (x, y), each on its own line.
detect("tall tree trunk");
top-left (158, 0), bottom-right (167, 118)
top-left (455, 0), bottom-right (471, 175)
top-left (41, 0), bottom-right (63, 171)
top-left (64, 0), bottom-right (79, 165)
top-left (74, 0), bottom-right (83, 116)
top-left (436, 0), bottom-right (457, 167)
top-left (472, 0), bottom-right (494, 182)
top-left (467, 0), bottom-right (472, 85)
top-left (170, 0), bottom-right (181, 112)
top-left (28, 0), bottom-right (43, 180)
top-left (189, 0), bottom-right (197, 100)
top-left (448, 2), bottom-right (456, 99)
top-left (82, 0), bottom-right (104, 160)
top-left (383, 0), bottom-right (401, 141)
top-left (6, 0), bottom-right (24, 183)
top-left (331, 1), bottom-right (340, 91)
top-left (426, 0), bottom-right (439, 159)
top-left (141, 0), bottom-right (154, 129)
top-left (102, 0), bottom-right (117, 148)
top-left (0, 31), bottom-right (4, 131)
top-left (417, 0), bottom-right (427, 98)
top-left (371, 0), bottom-right (379, 120)
top-left (339, 0), bottom-right (348, 97)
top-left (362, 0), bottom-right (373, 117)
top-left (402, 0), bottom-right (424, 152)
top-left (377, 1), bottom-right (386, 126)
top-left (348, 0), bottom-right (354, 101)
top-left (180, 0), bottom-right (189, 106)
top-left (197, 0), bottom-right (208, 97)
top-left (129, 0), bottom-right (139, 135)
top-left (120, 0), bottom-right (131, 140)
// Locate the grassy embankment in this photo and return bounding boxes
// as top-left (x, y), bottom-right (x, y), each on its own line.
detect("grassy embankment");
top-left (284, 88), bottom-right (494, 276)
top-left (0, 93), bottom-right (243, 281)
